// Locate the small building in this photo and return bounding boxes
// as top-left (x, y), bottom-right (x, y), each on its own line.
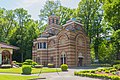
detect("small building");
top-left (0, 42), bottom-right (19, 65)
top-left (32, 15), bottom-right (91, 67)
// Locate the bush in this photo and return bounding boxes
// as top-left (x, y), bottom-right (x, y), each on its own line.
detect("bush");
top-left (113, 60), bottom-right (120, 65)
top-left (22, 65), bottom-right (32, 74)
top-left (61, 64), bottom-right (68, 71)
top-left (34, 65), bottom-right (43, 68)
top-left (74, 72), bottom-right (120, 80)
top-left (91, 64), bottom-right (111, 67)
top-left (48, 63), bottom-right (54, 68)
top-left (32, 62), bottom-right (38, 67)
top-left (105, 70), bottom-right (110, 73)
top-left (16, 63), bottom-right (22, 67)
top-left (110, 69), bottom-right (117, 72)
top-left (90, 70), bottom-right (96, 73)
top-left (113, 64), bottom-right (120, 70)
top-left (23, 62), bottom-right (28, 65)
top-left (25, 59), bottom-right (33, 65)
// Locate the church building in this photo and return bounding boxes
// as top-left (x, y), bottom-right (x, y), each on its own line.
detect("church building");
top-left (32, 15), bottom-right (91, 67)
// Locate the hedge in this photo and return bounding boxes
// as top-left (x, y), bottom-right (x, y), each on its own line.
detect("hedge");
top-left (74, 72), bottom-right (120, 80)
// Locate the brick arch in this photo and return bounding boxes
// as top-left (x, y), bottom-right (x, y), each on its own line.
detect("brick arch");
top-left (76, 34), bottom-right (86, 47)
top-left (58, 33), bottom-right (69, 45)
top-left (58, 33), bottom-right (69, 41)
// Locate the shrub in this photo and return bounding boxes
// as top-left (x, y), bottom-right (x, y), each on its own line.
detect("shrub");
top-left (113, 64), bottom-right (120, 70)
top-left (23, 62), bottom-right (28, 65)
top-left (97, 69), bottom-right (102, 72)
top-left (74, 72), bottom-right (120, 80)
top-left (90, 70), bottom-right (96, 73)
top-left (105, 70), bottom-right (110, 73)
top-left (16, 63), bottom-right (22, 67)
top-left (32, 62), bottom-right (38, 67)
top-left (61, 64), bottom-right (68, 71)
top-left (22, 65), bottom-right (32, 74)
top-left (25, 59), bottom-right (33, 65)
top-left (48, 63), bottom-right (54, 68)
top-left (79, 70), bottom-right (90, 73)
top-left (91, 64), bottom-right (111, 67)
top-left (110, 69), bottom-right (117, 72)
top-left (113, 60), bottom-right (120, 65)
top-left (34, 65), bottom-right (43, 68)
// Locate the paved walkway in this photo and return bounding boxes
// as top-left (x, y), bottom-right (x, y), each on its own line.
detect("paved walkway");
top-left (36, 68), bottom-right (102, 80)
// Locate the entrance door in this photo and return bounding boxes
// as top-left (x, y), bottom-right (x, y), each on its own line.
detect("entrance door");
top-left (61, 57), bottom-right (66, 64)
top-left (78, 58), bottom-right (83, 66)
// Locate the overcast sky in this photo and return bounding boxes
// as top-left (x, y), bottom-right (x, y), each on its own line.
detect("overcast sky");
top-left (0, 0), bottom-right (80, 20)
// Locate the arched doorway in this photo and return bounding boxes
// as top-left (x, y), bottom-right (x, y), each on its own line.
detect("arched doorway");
top-left (2, 50), bottom-right (11, 64)
top-left (61, 51), bottom-right (66, 64)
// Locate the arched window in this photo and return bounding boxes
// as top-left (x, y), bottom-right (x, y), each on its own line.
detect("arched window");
top-left (40, 43), bottom-right (42, 48)
top-left (52, 18), bottom-right (54, 23)
top-left (56, 19), bottom-right (58, 24)
top-left (43, 42), bottom-right (46, 49)
top-left (38, 43), bottom-right (39, 49)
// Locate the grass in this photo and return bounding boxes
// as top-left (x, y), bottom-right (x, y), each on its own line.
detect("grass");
top-left (0, 67), bottom-right (61, 74)
top-left (0, 74), bottom-right (39, 80)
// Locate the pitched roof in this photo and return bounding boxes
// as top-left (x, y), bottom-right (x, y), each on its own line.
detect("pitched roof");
top-left (0, 42), bottom-right (19, 49)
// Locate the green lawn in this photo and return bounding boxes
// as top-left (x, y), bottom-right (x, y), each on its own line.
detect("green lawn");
top-left (0, 67), bottom-right (61, 74)
top-left (0, 74), bottom-right (39, 80)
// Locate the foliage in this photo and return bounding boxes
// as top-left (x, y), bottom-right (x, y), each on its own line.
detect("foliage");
top-left (103, 0), bottom-right (120, 31)
top-left (111, 30), bottom-right (120, 60)
top-left (91, 64), bottom-right (111, 67)
top-left (60, 64), bottom-right (68, 71)
top-left (25, 59), bottom-right (33, 65)
top-left (22, 59), bottom-right (38, 67)
top-left (22, 65), bottom-right (32, 74)
top-left (32, 62), bottom-right (38, 67)
top-left (113, 60), bottom-right (120, 65)
top-left (16, 63), bottom-right (22, 67)
top-left (113, 64), bottom-right (120, 70)
top-left (75, 67), bottom-right (120, 80)
top-left (74, 72), bottom-right (120, 80)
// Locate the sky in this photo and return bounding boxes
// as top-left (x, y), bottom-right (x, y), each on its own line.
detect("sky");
top-left (0, 0), bottom-right (80, 20)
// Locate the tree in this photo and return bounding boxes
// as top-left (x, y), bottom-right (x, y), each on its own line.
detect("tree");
top-left (9, 8), bottom-right (39, 62)
top-left (103, 0), bottom-right (120, 31)
top-left (0, 8), bottom-right (16, 42)
top-left (39, 0), bottom-right (61, 22)
top-left (76, 0), bottom-right (104, 61)
top-left (111, 30), bottom-right (120, 59)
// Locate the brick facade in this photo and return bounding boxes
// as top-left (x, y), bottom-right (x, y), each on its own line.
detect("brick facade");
top-left (32, 15), bottom-right (91, 67)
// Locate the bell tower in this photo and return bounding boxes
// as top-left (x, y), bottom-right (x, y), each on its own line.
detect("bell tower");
top-left (48, 15), bottom-right (60, 25)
